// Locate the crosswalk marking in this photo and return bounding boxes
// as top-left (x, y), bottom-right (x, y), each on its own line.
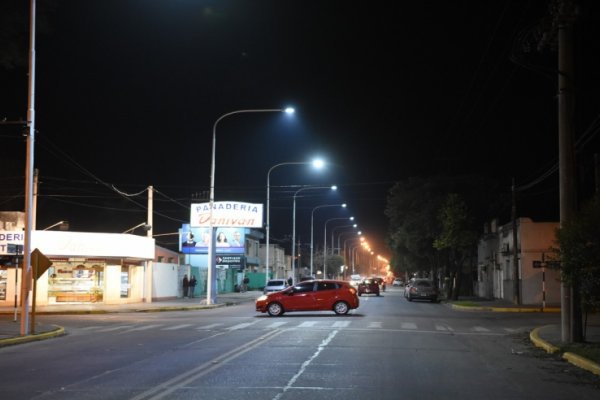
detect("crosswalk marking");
top-left (75, 320), bottom-right (514, 336)
top-left (332, 321), bottom-right (350, 328)
top-left (435, 324), bottom-right (454, 332)
top-left (97, 325), bottom-right (133, 332)
top-left (121, 324), bottom-right (163, 333)
top-left (266, 321), bottom-right (288, 329)
top-left (162, 324), bottom-right (193, 331)
top-left (227, 322), bottom-right (256, 331)
top-left (196, 323), bottom-right (222, 330)
top-left (472, 326), bottom-right (490, 332)
top-left (400, 322), bottom-right (417, 329)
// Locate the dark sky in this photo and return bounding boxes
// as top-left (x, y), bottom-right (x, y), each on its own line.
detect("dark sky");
top-left (2, 1), bottom-right (599, 256)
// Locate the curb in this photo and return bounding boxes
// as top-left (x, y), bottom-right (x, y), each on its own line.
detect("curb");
top-left (450, 304), bottom-right (560, 313)
top-left (530, 326), bottom-right (600, 377)
top-left (0, 325), bottom-right (65, 348)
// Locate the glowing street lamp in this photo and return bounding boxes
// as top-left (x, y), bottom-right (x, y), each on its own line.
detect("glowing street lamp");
top-left (265, 159), bottom-right (324, 284)
top-left (291, 185), bottom-right (336, 283)
top-left (207, 107), bottom-right (294, 305)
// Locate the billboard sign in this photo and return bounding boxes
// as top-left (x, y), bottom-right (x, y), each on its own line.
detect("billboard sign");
top-left (190, 201), bottom-right (263, 228)
top-left (180, 224), bottom-right (245, 254)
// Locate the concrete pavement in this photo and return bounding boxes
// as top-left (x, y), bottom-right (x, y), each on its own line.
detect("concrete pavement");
top-left (1, 293), bottom-right (598, 377)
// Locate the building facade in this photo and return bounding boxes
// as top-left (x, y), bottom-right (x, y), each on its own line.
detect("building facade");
top-left (476, 218), bottom-right (561, 306)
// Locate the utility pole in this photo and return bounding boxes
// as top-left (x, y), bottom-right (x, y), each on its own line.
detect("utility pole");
top-left (556, 0), bottom-right (578, 343)
top-left (146, 186), bottom-right (153, 303)
top-left (511, 178), bottom-right (520, 305)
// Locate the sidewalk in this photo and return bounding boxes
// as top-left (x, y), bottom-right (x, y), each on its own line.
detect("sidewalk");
top-left (1, 294), bottom-right (598, 377)
top-left (449, 297), bottom-right (600, 377)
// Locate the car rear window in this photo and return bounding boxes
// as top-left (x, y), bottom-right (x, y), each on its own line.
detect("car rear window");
top-left (416, 281), bottom-right (432, 287)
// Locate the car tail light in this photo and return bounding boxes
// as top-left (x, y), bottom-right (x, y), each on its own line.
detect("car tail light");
top-left (349, 287), bottom-right (357, 295)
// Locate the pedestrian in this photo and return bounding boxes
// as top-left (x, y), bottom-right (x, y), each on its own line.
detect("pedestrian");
top-left (189, 275), bottom-right (197, 298)
top-left (182, 274), bottom-right (189, 298)
top-left (287, 276), bottom-right (293, 286)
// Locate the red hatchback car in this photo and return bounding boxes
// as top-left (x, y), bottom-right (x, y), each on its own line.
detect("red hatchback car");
top-left (255, 279), bottom-right (359, 316)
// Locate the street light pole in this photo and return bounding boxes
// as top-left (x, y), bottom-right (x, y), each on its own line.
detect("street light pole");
top-left (323, 217), bottom-right (353, 278)
top-left (343, 236), bottom-right (363, 267)
top-left (208, 108), bottom-right (294, 305)
top-left (265, 160), bottom-right (324, 285)
top-left (310, 204), bottom-right (346, 276)
top-left (332, 224), bottom-right (357, 254)
top-left (292, 185), bottom-right (336, 283)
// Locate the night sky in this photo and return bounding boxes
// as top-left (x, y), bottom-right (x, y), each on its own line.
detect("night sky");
top-left (2, 1), bottom-right (599, 257)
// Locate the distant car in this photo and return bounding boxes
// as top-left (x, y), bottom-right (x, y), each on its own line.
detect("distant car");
top-left (392, 278), bottom-right (404, 287)
top-left (372, 277), bottom-right (386, 292)
top-left (405, 278), bottom-right (439, 302)
top-left (357, 278), bottom-right (380, 296)
top-left (263, 279), bottom-right (288, 294)
top-left (256, 279), bottom-right (360, 316)
top-left (349, 274), bottom-right (363, 288)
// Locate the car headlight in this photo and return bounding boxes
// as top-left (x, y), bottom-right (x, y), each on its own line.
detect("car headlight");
top-left (257, 295), bottom-right (267, 301)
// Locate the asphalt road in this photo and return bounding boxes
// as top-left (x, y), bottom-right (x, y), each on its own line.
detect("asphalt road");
top-left (1, 287), bottom-right (599, 400)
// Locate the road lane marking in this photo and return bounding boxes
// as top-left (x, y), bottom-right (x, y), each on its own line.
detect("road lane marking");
top-left (129, 329), bottom-right (285, 400)
top-left (273, 330), bottom-right (339, 400)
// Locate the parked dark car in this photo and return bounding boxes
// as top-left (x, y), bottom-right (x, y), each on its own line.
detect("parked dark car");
top-left (357, 278), bottom-right (380, 296)
top-left (256, 279), bottom-right (359, 316)
top-left (405, 278), bottom-right (439, 302)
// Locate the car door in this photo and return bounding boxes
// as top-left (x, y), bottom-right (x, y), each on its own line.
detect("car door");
top-left (313, 281), bottom-right (339, 309)
top-left (286, 281), bottom-right (317, 311)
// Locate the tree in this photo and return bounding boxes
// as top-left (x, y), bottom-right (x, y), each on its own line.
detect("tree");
top-left (433, 193), bottom-right (479, 300)
top-left (552, 195), bottom-right (600, 339)
top-left (385, 174), bottom-right (505, 296)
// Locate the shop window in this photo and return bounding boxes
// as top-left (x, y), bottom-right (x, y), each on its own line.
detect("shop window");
top-left (121, 266), bottom-right (130, 298)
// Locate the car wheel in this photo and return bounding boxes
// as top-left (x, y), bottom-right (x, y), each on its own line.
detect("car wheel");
top-left (333, 301), bottom-right (349, 315)
top-left (267, 302), bottom-right (284, 316)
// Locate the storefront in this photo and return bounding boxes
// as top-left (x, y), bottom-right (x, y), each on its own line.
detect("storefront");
top-left (0, 230), bottom-right (154, 306)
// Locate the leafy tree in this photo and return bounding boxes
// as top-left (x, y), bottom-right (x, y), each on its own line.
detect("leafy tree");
top-left (552, 195), bottom-right (600, 337)
top-left (385, 174), bottom-right (505, 296)
top-left (433, 193), bottom-right (479, 300)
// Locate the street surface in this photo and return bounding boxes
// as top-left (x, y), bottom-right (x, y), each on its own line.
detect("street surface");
top-left (1, 287), bottom-right (599, 399)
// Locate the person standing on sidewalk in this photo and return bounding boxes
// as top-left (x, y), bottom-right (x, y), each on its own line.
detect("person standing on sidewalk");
top-left (182, 274), bottom-right (189, 298)
top-left (189, 275), bottom-right (197, 298)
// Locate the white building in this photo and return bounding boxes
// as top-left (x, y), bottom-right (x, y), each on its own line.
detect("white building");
top-left (476, 218), bottom-right (561, 306)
